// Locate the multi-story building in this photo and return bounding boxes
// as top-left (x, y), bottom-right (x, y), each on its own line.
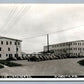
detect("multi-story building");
top-left (44, 40), bottom-right (84, 57)
top-left (0, 36), bottom-right (22, 60)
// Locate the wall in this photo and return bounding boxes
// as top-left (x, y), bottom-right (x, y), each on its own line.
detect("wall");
top-left (0, 38), bottom-right (22, 60)
top-left (44, 40), bottom-right (84, 57)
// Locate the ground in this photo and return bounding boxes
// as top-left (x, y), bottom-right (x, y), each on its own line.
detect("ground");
top-left (0, 58), bottom-right (84, 76)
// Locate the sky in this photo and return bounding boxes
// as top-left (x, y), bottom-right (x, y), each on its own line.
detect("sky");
top-left (0, 4), bottom-right (84, 53)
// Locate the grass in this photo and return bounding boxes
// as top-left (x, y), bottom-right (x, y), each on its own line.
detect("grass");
top-left (77, 59), bottom-right (84, 66)
top-left (0, 60), bottom-right (22, 67)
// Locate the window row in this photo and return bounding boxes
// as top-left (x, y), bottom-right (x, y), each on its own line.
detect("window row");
top-left (71, 53), bottom-right (78, 56)
top-left (52, 42), bottom-right (84, 47)
top-left (55, 48), bottom-right (84, 51)
top-left (0, 47), bottom-right (18, 51)
top-left (0, 41), bottom-right (20, 45)
top-left (0, 54), bottom-right (19, 58)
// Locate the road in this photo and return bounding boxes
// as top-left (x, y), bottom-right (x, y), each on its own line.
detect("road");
top-left (0, 58), bottom-right (84, 76)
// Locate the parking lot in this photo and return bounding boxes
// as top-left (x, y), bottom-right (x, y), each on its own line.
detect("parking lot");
top-left (0, 58), bottom-right (84, 76)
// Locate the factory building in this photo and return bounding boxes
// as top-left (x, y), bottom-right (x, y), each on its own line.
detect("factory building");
top-left (0, 36), bottom-right (22, 60)
top-left (44, 40), bottom-right (84, 57)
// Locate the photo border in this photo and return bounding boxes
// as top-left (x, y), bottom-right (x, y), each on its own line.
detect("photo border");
top-left (0, 0), bottom-right (84, 82)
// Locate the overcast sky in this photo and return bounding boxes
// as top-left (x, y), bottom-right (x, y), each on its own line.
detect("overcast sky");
top-left (0, 4), bottom-right (84, 53)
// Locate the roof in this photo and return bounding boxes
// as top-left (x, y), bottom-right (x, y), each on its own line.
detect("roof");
top-left (44, 40), bottom-right (84, 47)
top-left (0, 36), bottom-right (22, 42)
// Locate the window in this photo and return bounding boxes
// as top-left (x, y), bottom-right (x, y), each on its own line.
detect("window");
top-left (70, 48), bottom-right (72, 50)
top-left (8, 48), bottom-right (10, 51)
top-left (63, 43), bottom-right (65, 46)
top-left (76, 53), bottom-right (78, 55)
top-left (10, 41), bottom-right (12, 45)
top-left (0, 47), bottom-right (1, 51)
top-left (52, 45), bottom-right (54, 48)
top-left (6, 41), bottom-right (8, 45)
top-left (74, 53), bottom-right (75, 55)
top-left (78, 43), bottom-right (81, 45)
top-left (74, 42), bottom-right (77, 45)
top-left (70, 42), bottom-right (72, 45)
top-left (60, 44), bottom-right (62, 46)
top-left (78, 48), bottom-right (81, 50)
top-left (18, 42), bottom-right (20, 45)
top-left (17, 48), bottom-right (18, 51)
top-left (74, 48), bottom-right (77, 50)
top-left (15, 54), bottom-right (18, 57)
top-left (1, 41), bottom-right (3, 45)
top-left (15, 42), bottom-right (16, 45)
top-left (6, 54), bottom-right (8, 56)
top-left (57, 45), bottom-right (58, 47)
top-left (0, 54), bottom-right (1, 57)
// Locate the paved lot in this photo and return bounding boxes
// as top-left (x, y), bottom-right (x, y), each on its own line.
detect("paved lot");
top-left (0, 58), bottom-right (84, 76)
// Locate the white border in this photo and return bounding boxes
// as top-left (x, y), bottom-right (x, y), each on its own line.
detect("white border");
top-left (0, 3), bottom-right (83, 81)
top-left (0, 78), bottom-right (83, 81)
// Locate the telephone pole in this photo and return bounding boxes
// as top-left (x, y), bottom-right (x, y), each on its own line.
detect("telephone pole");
top-left (47, 34), bottom-right (49, 53)
top-left (16, 40), bottom-right (18, 58)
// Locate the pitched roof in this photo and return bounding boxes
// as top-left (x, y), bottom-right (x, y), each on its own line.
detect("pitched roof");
top-left (0, 36), bottom-right (22, 42)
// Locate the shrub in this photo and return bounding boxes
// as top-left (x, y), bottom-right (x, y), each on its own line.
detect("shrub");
top-left (77, 59), bottom-right (84, 66)
top-left (0, 60), bottom-right (22, 67)
top-left (6, 57), bottom-right (16, 61)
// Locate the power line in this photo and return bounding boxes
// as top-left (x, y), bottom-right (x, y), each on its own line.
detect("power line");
top-left (0, 7), bottom-right (17, 34)
top-left (3, 5), bottom-right (31, 36)
top-left (1, 6), bottom-right (23, 35)
top-left (20, 25), bottom-right (84, 40)
top-left (0, 5), bottom-right (27, 35)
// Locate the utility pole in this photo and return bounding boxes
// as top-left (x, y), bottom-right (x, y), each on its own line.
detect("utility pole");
top-left (47, 34), bottom-right (49, 53)
top-left (16, 40), bottom-right (18, 58)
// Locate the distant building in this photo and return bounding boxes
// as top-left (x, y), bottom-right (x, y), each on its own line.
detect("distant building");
top-left (44, 40), bottom-right (84, 57)
top-left (0, 36), bottom-right (22, 60)
top-left (26, 52), bottom-right (42, 58)
top-left (21, 52), bottom-right (27, 59)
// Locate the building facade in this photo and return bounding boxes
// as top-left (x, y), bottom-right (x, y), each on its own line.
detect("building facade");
top-left (44, 40), bottom-right (84, 57)
top-left (0, 36), bottom-right (22, 60)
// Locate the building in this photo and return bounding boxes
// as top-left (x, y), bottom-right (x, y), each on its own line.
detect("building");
top-left (26, 52), bottom-right (42, 58)
top-left (21, 52), bottom-right (27, 59)
top-left (0, 36), bottom-right (22, 60)
top-left (44, 40), bottom-right (84, 57)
